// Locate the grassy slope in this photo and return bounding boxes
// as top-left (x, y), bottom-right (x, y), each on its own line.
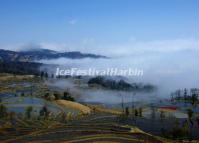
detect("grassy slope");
top-left (55, 100), bottom-right (91, 114)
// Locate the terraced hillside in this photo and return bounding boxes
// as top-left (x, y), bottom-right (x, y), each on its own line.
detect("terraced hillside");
top-left (1, 114), bottom-right (167, 143)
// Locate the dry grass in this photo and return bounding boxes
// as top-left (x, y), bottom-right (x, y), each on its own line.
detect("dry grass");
top-left (55, 100), bottom-right (91, 114)
top-left (88, 105), bottom-right (122, 115)
top-left (0, 74), bottom-right (34, 82)
top-left (157, 108), bottom-right (176, 113)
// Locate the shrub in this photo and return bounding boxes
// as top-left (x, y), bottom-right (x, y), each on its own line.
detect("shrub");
top-left (25, 106), bottom-right (33, 119)
top-left (62, 92), bottom-right (75, 101)
top-left (0, 104), bottom-right (7, 118)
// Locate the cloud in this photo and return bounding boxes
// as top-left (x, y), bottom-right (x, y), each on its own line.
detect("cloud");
top-left (98, 38), bottom-right (199, 57)
top-left (2, 38), bottom-right (199, 97)
top-left (2, 38), bottom-right (199, 58)
top-left (36, 38), bottom-right (199, 97)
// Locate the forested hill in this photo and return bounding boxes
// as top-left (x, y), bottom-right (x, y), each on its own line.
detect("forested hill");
top-left (88, 76), bottom-right (156, 92)
top-left (0, 48), bottom-right (107, 62)
top-left (0, 60), bottom-right (42, 75)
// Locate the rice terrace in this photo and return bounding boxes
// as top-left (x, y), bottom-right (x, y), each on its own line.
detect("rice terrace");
top-left (1, 0), bottom-right (199, 143)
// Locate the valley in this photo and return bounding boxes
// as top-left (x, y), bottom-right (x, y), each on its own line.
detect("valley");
top-left (1, 74), bottom-right (199, 143)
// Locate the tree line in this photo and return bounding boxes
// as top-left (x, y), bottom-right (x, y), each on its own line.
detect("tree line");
top-left (88, 76), bottom-right (156, 92)
top-left (171, 88), bottom-right (199, 105)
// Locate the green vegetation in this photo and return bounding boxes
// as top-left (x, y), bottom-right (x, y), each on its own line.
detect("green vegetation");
top-left (63, 91), bottom-right (75, 101)
top-left (0, 104), bottom-right (7, 118)
top-left (88, 76), bottom-right (156, 92)
top-left (1, 74), bottom-right (199, 143)
top-left (25, 106), bottom-right (33, 119)
top-left (187, 108), bottom-right (193, 120)
top-left (161, 119), bottom-right (192, 141)
top-left (43, 91), bottom-right (75, 101)
top-left (138, 107), bottom-right (143, 117)
top-left (39, 106), bottom-right (49, 119)
top-left (0, 61), bottom-right (41, 75)
top-left (135, 109), bottom-right (138, 117)
top-left (160, 110), bottom-right (165, 121)
top-left (171, 88), bottom-right (199, 105)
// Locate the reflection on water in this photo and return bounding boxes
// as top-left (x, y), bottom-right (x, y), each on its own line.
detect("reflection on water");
top-left (8, 82), bottom-right (32, 88)
top-left (80, 89), bottom-right (157, 104)
top-left (2, 97), bottom-right (62, 115)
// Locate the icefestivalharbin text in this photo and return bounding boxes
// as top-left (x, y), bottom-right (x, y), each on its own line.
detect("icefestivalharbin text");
top-left (55, 67), bottom-right (144, 76)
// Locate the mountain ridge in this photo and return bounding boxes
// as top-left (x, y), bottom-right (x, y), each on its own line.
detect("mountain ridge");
top-left (0, 48), bottom-right (107, 62)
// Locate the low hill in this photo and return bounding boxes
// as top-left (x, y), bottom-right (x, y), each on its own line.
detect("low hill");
top-left (88, 76), bottom-right (156, 92)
